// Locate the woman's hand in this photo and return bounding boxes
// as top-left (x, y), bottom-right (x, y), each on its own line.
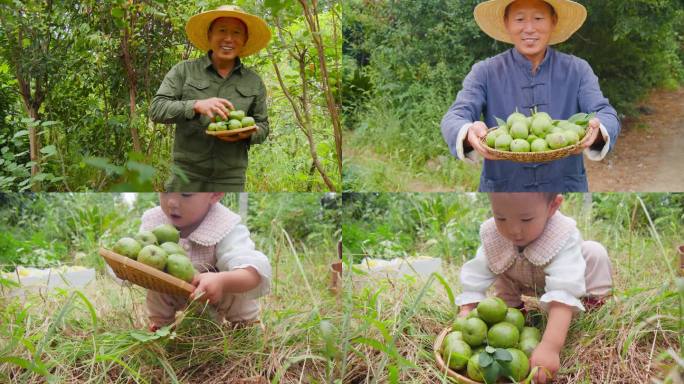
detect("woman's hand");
top-left (571, 117), bottom-right (601, 155)
top-left (529, 340), bottom-right (561, 383)
top-left (193, 97), bottom-right (234, 121)
top-left (466, 122), bottom-right (499, 160)
top-left (458, 303), bottom-right (477, 317)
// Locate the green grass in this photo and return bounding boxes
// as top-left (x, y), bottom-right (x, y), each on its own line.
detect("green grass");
top-left (339, 193), bottom-right (683, 383)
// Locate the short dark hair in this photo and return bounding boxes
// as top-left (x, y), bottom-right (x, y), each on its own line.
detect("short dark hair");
top-left (504, 0), bottom-right (557, 19)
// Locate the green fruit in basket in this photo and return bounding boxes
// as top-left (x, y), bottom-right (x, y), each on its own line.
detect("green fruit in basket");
top-left (152, 224), bottom-right (179, 244)
top-left (160, 242), bottom-right (186, 256)
top-left (563, 130), bottom-right (580, 145)
top-left (519, 336), bottom-right (540, 357)
top-left (228, 119), bottom-right (242, 130)
top-left (495, 133), bottom-right (513, 151)
top-left (504, 308), bottom-right (525, 332)
top-left (230, 110), bottom-right (246, 121)
top-left (503, 348), bottom-right (530, 381)
top-left (467, 308), bottom-right (480, 319)
top-left (241, 116), bottom-right (256, 127)
top-left (214, 115), bottom-right (224, 123)
top-left (462, 317), bottom-right (488, 347)
top-left (135, 231), bottom-right (157, 246)
top-left (113, 237), bottom-right (142, 259)
top-left (546, 132), bottom-right (567, 149)
top-left (531, 117), bottom-right (551, 137)
top-left (453, 317), bottom-right (469, 333)
top-left (526, 134), bottom-right (539, 144)
top-left (507, 111), bottom-right (527, 128)
top-left (442, 334), bottom-right (472, 370)
top-left (485, 130), bottom-right (499, 148)
top-left (166, 253), bottom-right (196, 282)
top-left (510, 121), bottom-right (529, 140)
top-left (207, 123), bottom-right (218, 131)
top-left (488, 322), bottom-right (520, 348)
top-left (137, 245), bottom-right (168, 270)
top-left (520, 326), bottom-right (542, 341)
top-left (477, 297), bottom-right (508, 325)
top-left (216, 122), bottom-right (228, 131)
top-left (531, 138), bottom-right (550, 152)
top-left (466, 353), bottom-right (486, 382)
top-left (510, 139), bottom-right (530, 153)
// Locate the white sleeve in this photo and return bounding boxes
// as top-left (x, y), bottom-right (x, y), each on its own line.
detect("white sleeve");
top-left (215, 224), bottom-right (271, 299)
top-left (455, 246), bottom-right (496, 305)
top-left (584, 123), bottom-right (610, 161)
top-left (540, 231), bottom-right (586, 313)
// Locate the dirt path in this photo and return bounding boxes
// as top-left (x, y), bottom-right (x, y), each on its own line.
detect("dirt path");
top-left (586, 87), bottom-right (684, 192)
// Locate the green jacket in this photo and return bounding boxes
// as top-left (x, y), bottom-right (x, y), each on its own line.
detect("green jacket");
top-left (150, 53), bottom-right (269, 190)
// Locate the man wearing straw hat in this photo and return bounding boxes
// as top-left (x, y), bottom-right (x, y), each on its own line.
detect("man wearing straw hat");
top-left (441, 0), bottom-right (620, 192)
top-left (150, 5), bottom-right (271, 192)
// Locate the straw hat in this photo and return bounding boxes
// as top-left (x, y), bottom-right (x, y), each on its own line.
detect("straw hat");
top-left (185, 5), bottom-right (271, 57)
top-left (474, 0), bottom-right (587, 45)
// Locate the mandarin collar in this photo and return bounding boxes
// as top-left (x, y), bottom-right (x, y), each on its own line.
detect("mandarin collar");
top-left (511, 46), bottom-right (553, 73)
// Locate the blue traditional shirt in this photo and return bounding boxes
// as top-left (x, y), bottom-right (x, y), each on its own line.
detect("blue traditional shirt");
top-left (441, 47), bottom-right (620, 192)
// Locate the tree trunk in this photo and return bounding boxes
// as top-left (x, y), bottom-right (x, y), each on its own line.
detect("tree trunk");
top-left (121, 4), bottom-right (142, 153)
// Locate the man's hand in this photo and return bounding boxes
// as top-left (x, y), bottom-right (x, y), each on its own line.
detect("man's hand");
top-left (466, 122), bottom-right (499, 160)
top-left (190, 272), bottom-right (226, 305)
top-left (529, 340), bottom-right (561, 383)
top-left (193, 98), bottom-right (234, 121)
top-left (571, 117), bottom-right (601, 155)
top-left (458, 303), bottom-right (477, 317)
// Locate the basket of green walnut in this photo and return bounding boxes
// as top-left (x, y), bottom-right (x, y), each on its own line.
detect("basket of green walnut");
top-left (434, 297), bottom-right (543, 383)
top-left (100, 224), bottom-right (197, 297)
top-left (480, 111), bottom-right (596, 163)
top-left (205, 110), bottom-right (257, 141)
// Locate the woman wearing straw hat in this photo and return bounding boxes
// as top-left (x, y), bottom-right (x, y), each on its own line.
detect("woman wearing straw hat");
top-left (441, 0), bottom-right (620, 192)
top-left (150, 5), bottom-right (271, 192)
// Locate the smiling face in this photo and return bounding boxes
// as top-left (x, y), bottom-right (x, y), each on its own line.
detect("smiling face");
top-left (488, 193), bottom-right (562, 247)
top-left (207, 17), bottom-right (248, 63)
top-left (159, 193), bottom-right (224, 236)
top-left (504, 0), bottom-right (557, 65)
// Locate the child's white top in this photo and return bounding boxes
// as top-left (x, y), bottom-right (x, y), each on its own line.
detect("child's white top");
top-left (141, 203), bottom-right (271, 300)
top-left (455, 211), bottom-right (586, 312)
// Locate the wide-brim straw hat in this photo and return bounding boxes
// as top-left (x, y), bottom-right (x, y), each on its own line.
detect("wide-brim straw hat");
top-left (474, 0), bottom-right (587, 45)
top-left (185, 5), bottom-right (271, 57)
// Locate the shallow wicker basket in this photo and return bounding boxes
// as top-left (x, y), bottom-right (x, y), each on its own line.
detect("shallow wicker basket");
top-left (100, 248), bottom-right (194, 297)
top-left (480, 125), bottom-right (595, 163)
top-left (205, 125), bottom-right (257, 142)
top-left (434, 327), bottom-right (521, 384)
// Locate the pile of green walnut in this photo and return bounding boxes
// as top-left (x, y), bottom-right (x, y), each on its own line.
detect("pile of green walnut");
top-left (112, 224), bottom-right (197, 283)
top-left (207, 110), bottom-right (256, 131)
top-left (486, 111), bottom-right (594, 152)
top-left (441, 297), bottom-right (543, 383)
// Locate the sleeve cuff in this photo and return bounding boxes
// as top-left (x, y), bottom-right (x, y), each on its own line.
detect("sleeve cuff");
top-left (539, 290), bottom-right (585, 313)
top-left (232, 263), bottom-right (271, 299)
top-left (457, 123), bottom-right (480, 162)
top-left (184, 100), bottom-right (197, 120)
top-left (584, 123), bottom-right (610, 161)
top-left (455, 291), bottom-right (486, 306)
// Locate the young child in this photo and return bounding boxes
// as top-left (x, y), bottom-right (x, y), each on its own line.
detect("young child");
top-left (456, 193), bottom-right (612, 384)
top-left (141, 193), bottom-right (271, 330)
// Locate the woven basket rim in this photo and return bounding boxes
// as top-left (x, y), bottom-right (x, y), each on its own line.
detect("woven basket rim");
top-left (479, 125), bottom-right (595, 163)
top-left (205, 125), bottom-right (257, 137)
top-left (99, 247), bottom-right (194, 297)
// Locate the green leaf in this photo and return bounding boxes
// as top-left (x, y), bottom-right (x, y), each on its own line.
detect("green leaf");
top-left (493, 348), bottom-right (512, 362)
top-left (485, 345), bottom-right (496, 354)
top-left (494, 116), bottom-right (507, 128)
top-left (13, 130), bottom-right (29, 139)
top-left (40, 145), bottom-right (57, 156)
top-left (479, 351), bottom-right (494, 367)
top-left (482, 361), bottom-right (500, 384)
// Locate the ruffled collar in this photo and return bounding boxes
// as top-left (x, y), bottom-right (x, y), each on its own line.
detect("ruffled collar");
top-left (480, 211), bottom-right (577, 274)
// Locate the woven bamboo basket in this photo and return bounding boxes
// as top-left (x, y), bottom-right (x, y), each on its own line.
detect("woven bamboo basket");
top-left (434, 327), bottom-right (522, 384)
top-left (480, 125), bottom-right (596, 163)
top-left (206, 125), bottom-right (257, 142)
top-left (100, 247), bottom-right (194, 297)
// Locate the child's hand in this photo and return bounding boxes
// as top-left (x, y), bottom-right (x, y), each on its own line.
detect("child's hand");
top-left (529, 340), bottom-right (560, 384)
top-left (190, 272), bottom-right (226, 305)
top-left (458, 303), bottom-right (477, 317)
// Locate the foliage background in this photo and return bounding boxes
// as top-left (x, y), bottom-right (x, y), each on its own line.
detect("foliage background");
top-left (0, 0), bottom-right (341, 192)
top-left (342, 0), bottom-right (684, 191)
